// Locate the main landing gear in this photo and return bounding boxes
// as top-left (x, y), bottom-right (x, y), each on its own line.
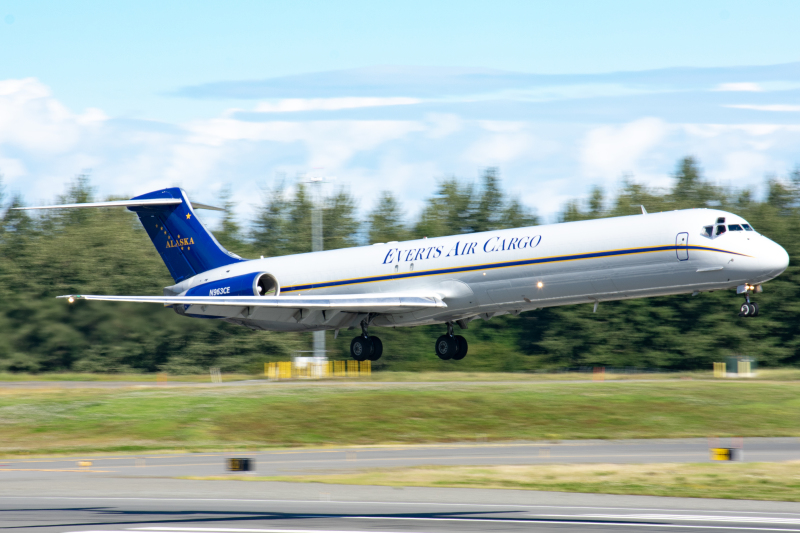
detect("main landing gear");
top-left (350, 321), bottom-right (383, 361)
top-left (349, 320), bottom-right (469, 362)
top-left (435, 322), bottom-right (468, 361)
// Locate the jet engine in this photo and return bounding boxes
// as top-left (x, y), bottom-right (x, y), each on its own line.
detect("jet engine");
top-left (185, 272), bottom-right (279, 298)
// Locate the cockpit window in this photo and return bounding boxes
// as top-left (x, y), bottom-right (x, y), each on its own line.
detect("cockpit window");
top-left (716, 217), bottom-right (726, 224)
top-left (715, 225), bottom-right (727, 236)
top-left (702, 225), bottom-right (713, 237)
top-left (742, 224), bottom-right (754, 231)
top-left (728, 224), bottom-right (743, 231)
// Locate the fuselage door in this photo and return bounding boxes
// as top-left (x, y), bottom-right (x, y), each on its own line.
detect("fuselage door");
top-left (676, 232), bottom-right (689, 261)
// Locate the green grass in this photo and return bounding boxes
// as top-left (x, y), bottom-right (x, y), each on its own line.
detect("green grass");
top-left (0, 380), bottom-right (798, 455)
top-left (367, 369), bottom-right (800, 381)
top-left (192, 461), bottom-right (800, 502)
top-left (0, 372), bottom-right (258, 382)
top-left (2, 368), bottom-right (798, 382)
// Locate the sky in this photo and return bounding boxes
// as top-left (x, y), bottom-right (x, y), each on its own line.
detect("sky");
top-left (1, 0), bottom-right (799, 227)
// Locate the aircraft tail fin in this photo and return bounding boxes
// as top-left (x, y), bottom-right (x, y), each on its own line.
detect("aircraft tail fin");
top-left (17, 187), bottom-right (244, 283)
top-left (127, 188), bottom-right (244, 282)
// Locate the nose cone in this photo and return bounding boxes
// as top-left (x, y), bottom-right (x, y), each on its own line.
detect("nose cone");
top-left (762, 239), bottom-right (790, 279)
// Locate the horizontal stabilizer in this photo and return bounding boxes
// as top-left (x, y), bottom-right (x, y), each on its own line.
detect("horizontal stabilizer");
top-left (59, 293), bottom-right (446, 313)
top-left (14, 199), bottom-right (223, 211)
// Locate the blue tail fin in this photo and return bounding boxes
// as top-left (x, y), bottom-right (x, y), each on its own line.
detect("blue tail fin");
top-left (128, 188), bottom-right (244, 283)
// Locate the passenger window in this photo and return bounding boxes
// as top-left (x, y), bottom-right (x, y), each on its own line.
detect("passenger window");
top-left (715, 225), bottom-right (726, 236)
top-left (702, 226), bottom-right (713, 237)
top-left (728, 224), bottom-right (743, 231)
top-left (742, 224), bottom-right (754, 231)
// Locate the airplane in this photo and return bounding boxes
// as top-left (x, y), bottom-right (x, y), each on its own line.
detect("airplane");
top-left (17, 187), bottom-right (789, 362)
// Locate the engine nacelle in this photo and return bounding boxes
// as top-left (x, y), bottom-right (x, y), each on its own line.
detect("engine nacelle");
top-left (186, 272), bottom-right (279, 298)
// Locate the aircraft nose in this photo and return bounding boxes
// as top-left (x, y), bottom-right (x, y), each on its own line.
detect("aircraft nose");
top-left (762, 239), bottom-right (789, 278)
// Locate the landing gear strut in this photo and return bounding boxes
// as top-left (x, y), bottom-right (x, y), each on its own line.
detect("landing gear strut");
top-left (350, 320), bottom-right (383, 361)
top-left (434, 322), bottom-right (468, 361)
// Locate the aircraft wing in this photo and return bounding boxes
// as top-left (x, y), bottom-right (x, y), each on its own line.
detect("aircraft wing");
top-left (58, 293), bottom-right (446, 314)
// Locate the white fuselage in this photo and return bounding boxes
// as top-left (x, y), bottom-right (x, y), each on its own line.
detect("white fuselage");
top-left (168, 208), bottom-right (789, 332)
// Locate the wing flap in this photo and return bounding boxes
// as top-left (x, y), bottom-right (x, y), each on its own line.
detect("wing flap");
top-left (59, 293), bottom-right (446, 313)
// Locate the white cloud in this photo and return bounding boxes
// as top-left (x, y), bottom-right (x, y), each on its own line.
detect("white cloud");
top-left (725, 104), bottom-right (800, 112)
top-left (185, 118), bottom-right (426, 172)
top-left (0, 78), bottom-right (106, 155)
top-left (1, 77), bottom-right (799, 226)
top-left (717, 151), bottom-right (772, 182)
top-left (465, 131), bottom-right (540, 165)
top-left (424, 113), bottom-right (464, 139)
top-left (0, 156), bottom-right (26, 179)
top-left (713, 82), bottom-right (762, 92)
top-left (254, 97), bottom-right (421, 113)
top-left (580, 118), bottom-right (670, 181)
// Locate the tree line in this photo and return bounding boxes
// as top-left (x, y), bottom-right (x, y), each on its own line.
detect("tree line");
top-left (0, 157), bottom-right (797, 373)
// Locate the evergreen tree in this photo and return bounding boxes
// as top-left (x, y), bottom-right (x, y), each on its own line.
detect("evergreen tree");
top-left (473, 168), bottom-right (505, 232)
top-left (502, 198), bottom-right (539, 229)
top-left (669, 156), bottom-right (722, 208)
top-left (588, 186), bottom-right (604, 217)
top-left (284, 183), bottom-right (314, 255)
top-left (215, 184), bottom-right (249, 258)
top-left (559, 200), bottom-right (584, 222)
top-left (252, 183), bottom-right (291, 258)
top-left (367, 192), bottom-right (409, 244)
top-left (1, 158), bottom-right (799, 374)
top-left (322, 189), bottom-right (360, 251)
top-left (414, 179), bottom-right (475, 238)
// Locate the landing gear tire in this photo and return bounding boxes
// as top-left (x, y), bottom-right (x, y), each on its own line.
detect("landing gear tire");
top-left (368, 336), bottom-right (383, 361)
top-left (350, 336), bottom-right (373, 361)
top-left (452, 335), bottom-right (468, 360)
top-left (435, 335), bottom-right (457, 360)
top-left (739, 302), bottom-right (759, 317)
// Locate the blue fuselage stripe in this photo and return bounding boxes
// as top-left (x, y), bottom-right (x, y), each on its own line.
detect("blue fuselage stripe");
top-left (280, 244), bottom-right (744, 293)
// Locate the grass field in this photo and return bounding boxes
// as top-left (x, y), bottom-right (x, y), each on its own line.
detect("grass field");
top-left (1, 379), bottom-right (799, 455)
top-left (1, 368), bottom-right (799, 382)
top-left (366, 369), bottom-right (800, 381)
top-left (0, 372), bottom-right (258, 382)
top-left (198, 461), bottom-right (800, 502)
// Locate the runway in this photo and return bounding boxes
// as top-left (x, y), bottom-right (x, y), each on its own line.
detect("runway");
top-left (2, 438), bottom-right (799, 532)
top-left (5, 482), bottom-right (800, 533)
top-left (0, 438), bottom-right (797, 479)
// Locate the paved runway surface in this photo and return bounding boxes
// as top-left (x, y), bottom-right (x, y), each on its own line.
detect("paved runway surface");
top-left (5, 480), bottom-right (800, 533)
top-left (3, 438), bottom-right (799, 532)
top-left (1, 438), bottom-right (797, 479)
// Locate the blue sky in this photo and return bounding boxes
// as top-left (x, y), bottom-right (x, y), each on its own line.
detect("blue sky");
top-left (1, 0), bottom-right (799, 225)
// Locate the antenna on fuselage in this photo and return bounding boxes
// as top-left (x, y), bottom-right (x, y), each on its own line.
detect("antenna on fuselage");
top-left (640, 205), bottom-right (648, 215)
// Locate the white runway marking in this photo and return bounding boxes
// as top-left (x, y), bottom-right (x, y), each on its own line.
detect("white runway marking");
top-left (354, 515), bottom-right (800, 531)
top-left (134, 529), bottom-right (420, 533)
top-left (4, 495), bottom-right (800, 516)
top-left (533, 513), bottom-right (800, 524)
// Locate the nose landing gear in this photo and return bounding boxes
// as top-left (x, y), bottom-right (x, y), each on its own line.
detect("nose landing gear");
top-left (434, 322), bottom-right (468, 360)
top-left (350, 320), bottom-right (383, 361)
top-left (739, 288), bottom-right (760, 318)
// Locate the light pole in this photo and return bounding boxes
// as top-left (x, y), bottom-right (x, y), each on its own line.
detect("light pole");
top-left (304, 174), bottom-right (327, 360)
